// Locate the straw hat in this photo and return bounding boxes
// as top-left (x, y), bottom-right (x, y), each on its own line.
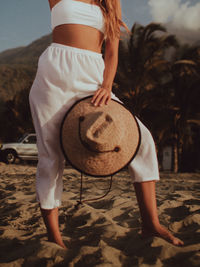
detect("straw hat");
top-left (60, 96), bottom-right (141, 177)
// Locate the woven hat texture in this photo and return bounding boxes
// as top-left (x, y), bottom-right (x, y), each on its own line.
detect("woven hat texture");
top-left (60, 96), bottom-right (141, 177)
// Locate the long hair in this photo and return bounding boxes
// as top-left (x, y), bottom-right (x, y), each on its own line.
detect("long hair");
top-left (97, 0), bottom-right (129, 40)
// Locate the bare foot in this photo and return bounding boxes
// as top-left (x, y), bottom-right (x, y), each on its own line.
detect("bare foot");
top-left (141, 224), bottom-right (184, 246)
top-left (48, 236), bottom-right (67, 249)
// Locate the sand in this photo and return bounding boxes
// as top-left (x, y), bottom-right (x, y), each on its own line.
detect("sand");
top-left (0, 162), bottom-right (200, 267)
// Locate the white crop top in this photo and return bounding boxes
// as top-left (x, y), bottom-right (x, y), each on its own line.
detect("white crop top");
top-left (51, 0), bottom-right (105, 34)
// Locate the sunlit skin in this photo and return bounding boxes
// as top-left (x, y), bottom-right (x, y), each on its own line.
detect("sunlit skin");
top-left (41, 0), bottom-right (184, 249)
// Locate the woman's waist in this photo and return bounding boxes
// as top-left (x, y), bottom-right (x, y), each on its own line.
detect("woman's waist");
top-left (52, 24), bottom-right (104, 53)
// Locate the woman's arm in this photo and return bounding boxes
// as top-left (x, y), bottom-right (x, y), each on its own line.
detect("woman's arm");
top-left (91, 38), bottom-right (119, 106)
top-left (92, 0), bottom-right (121, 106)
top-left (48, 0), bottom-right (61, 10)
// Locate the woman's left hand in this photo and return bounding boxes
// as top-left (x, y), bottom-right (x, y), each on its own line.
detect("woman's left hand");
top-left (91, 87), bottom-right (111, 106)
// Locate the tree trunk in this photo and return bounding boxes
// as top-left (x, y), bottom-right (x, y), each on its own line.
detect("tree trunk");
top-left (173, 140), bottom-right (179, 173)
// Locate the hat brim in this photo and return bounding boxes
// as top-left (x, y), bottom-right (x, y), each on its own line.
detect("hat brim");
top-left (60, 96), bottom-right (141, 177)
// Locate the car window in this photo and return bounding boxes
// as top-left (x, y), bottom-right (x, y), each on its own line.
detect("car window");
top-left (24, 136), bottom-right (37, 144)
top-left (18, 134), bottom-right (27, 143)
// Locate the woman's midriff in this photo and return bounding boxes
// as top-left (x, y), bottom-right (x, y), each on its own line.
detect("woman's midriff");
top-left (52, 24), bottom-right (104, 53)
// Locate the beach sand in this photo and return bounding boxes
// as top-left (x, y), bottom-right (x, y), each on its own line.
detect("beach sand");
top-left (0, 162), bottom-right (200, 266)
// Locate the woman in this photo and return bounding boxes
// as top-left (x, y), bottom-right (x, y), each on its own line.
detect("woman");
top-left (29, 0), bottom-right (183, 249)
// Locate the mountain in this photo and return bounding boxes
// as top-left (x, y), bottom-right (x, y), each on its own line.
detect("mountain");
top-left (0, 34), bottom-right (52, 102)
top-left (0, 34), bottom-right (52, 65)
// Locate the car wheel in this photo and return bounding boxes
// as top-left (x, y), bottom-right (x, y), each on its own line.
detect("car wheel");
top-left (5, 150), bottom-right (17, 164)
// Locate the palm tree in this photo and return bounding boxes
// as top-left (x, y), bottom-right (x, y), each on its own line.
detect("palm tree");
top-left (148, 45), bottom-right (200, 172)
top-left (114, 23), bottom-right (200, 172)
top-left (113, 23), bottom-right (179, 170)
top-left (114, 22), bottom-right (178, 117)
top-left (169, 45), bottom-right (200, 172)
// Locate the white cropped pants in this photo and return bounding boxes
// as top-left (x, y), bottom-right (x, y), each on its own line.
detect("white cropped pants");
top-left (29, 43), bottom-right (159, 209)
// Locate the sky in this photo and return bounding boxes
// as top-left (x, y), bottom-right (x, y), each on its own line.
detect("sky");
top-left (0, 0), bottom-right (199, 53)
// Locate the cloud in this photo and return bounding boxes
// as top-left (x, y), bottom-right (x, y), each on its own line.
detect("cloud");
top-left (148, 0), bottom-right (200, 31)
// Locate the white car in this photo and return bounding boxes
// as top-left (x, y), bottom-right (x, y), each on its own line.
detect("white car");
top-left (0, 133), bottom-right (38, 164)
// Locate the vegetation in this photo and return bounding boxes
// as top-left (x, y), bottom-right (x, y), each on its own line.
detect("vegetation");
top-left (113, 23), bottom-right (200, 172)
top-left (0, 34), bottom-right (52, 141)
top-left (0, 87), bottom-right (34, 142)
top-left (0, 26), bottom-right (199, 171)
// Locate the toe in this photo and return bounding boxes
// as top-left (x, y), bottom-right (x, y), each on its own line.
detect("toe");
top-left (173, 238), bottom-right (184, 246)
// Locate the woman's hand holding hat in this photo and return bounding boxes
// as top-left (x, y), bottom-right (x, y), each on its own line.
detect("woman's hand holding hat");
top-left (91, 87), bottom-right (111, 106)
